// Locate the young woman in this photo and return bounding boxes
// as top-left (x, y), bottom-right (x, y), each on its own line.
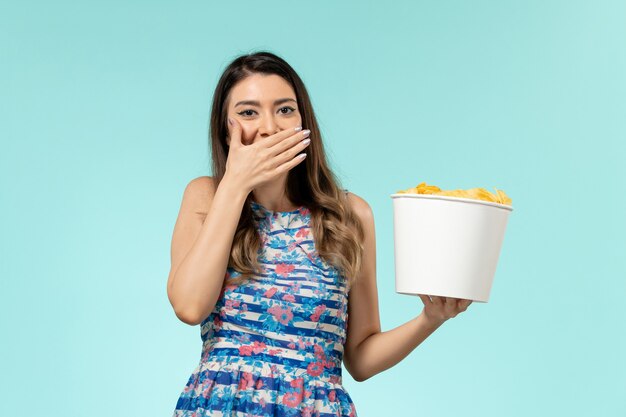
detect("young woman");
top-left (167, 51), bottom-right (472, 417)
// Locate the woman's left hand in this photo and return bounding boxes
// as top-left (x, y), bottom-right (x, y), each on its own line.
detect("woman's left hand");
top-left (417, 295), bottom-right (473, 326)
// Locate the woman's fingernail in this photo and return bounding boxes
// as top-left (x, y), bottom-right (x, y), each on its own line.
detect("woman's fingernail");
top-left (228, 118), bottom-right (234, 126)
top-left (294, 126), bottom-right (302, 132)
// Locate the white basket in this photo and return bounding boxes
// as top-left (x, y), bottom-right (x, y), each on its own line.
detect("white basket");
top-left (391, 193), bottom-right (513, 303)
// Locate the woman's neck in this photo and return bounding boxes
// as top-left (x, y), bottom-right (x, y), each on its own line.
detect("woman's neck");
top-left (250, 174), bottom-right (296, 212)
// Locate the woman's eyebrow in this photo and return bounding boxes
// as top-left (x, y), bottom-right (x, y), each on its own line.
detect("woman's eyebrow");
top-left (234, 98), bottom-right (296, 107)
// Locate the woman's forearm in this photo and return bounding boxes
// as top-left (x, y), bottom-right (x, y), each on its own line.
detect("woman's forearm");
top-left (348, 312), bottom-right (445, 381)
top-left (168, 175), bottom-right (248, 325)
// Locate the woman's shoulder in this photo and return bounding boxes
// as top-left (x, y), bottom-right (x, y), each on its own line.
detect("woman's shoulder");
top-left (184, 176), bottom-right (216, 198)
top-left (343, 189), bottom-right (373, 221)
top-left (186, 175), bottom-right (215, 191)
top-left (180, 176), bottom-right (216, 213)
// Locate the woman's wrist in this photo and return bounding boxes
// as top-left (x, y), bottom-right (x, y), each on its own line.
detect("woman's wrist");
top-left (418, 311), bottom-right (447, 330)
top-left (221, 173), bottom-right (251, 197)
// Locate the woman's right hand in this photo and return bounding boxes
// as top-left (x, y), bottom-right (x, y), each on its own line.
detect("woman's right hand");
top-left (223, 118), bottom-right (311, 193)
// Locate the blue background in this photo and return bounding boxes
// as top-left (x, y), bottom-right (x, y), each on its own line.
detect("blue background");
top-left (2, 1), bottom-right (624, 416)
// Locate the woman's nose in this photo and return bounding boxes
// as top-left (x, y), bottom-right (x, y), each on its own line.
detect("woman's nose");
top-left (258, 117), bottom-right (280, 137)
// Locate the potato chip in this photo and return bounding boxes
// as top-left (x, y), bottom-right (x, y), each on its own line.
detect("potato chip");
top-left (396, 182), bottom-right (512, 205)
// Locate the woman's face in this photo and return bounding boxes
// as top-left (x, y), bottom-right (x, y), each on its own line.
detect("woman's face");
top-left (226, 73), bottom-right (302, 146)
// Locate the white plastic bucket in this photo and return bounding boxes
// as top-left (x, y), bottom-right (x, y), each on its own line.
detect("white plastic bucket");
top-left (391, 193), bottom-right (513, 303)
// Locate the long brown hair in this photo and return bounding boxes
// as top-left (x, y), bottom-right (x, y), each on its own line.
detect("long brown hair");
top-left (208, 50), bottom-right (364, 291)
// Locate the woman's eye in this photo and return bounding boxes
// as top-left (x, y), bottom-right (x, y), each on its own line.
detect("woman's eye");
top-left (279, 106), bottom-right (295, 114)
top-left (237, 106), bottom-right (296, 117)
